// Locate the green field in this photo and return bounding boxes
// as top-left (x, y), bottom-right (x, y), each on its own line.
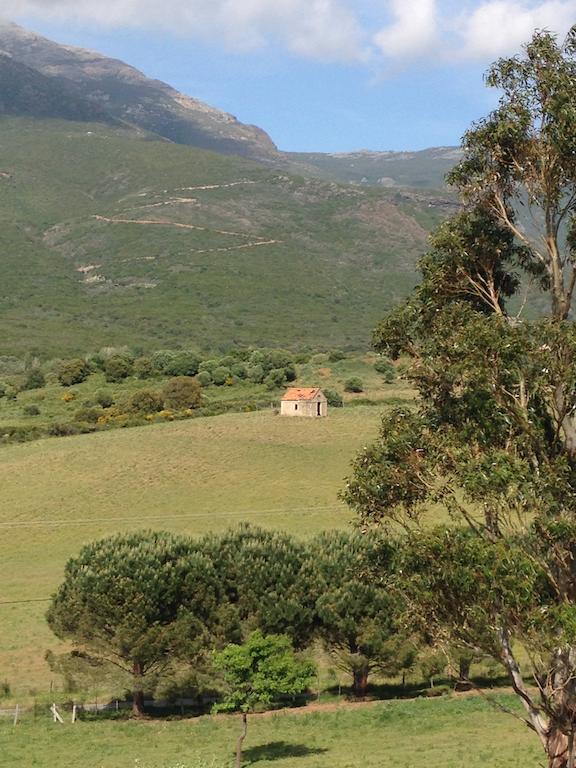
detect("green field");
top-left (0, 696), bottom-right (540, 768)
top-left (0, 403), bottom-right (391, 697)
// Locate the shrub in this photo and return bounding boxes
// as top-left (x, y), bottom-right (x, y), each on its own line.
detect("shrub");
top-left (323, 388), bottom-right (343, 407)
top-left (163, 351), bottom-right (201, 377)
top-left (22, 368), bottom-right (46, 390)
top-left (265, 368), bottom-right (287, 390)
top-left (62, 391), bottom-right (76, 403)
top-left (199, 359), bottom-right (219, 374)
top-left (231, 362), bottom-right (248, 379)
top-left (48, 422), bottom-right (82, 437)
top-left (196, 370), bottom-right (212, 387)
top-left (212, 367), bottom-right (231, 386)
top-left (58, 359), bottom-right (91, 387)
top-left (374, 358), bottom-right (396, 382)
top-left (23, 404), bottom-right (40, 416)
top-left (344, 378), bottom-right (364, 393)
top-left (128, 389), bottom-right (164, 414)
top-left (162, 377), bottom-right (202, 410)
top-left (247, 364), bottom-right (265, 384)
top-left (95, 391), bottom-right (114, 408)
top-left (104, 355), bottom-right (134, 383)
top-left (74, 407), bottom-right (102, 424)
top-left (328, 350), bottom-right (347, 362)
top-left (134, 357), bottom-right (155, 379)
top-left (0, 382), bottom-right (7, 399)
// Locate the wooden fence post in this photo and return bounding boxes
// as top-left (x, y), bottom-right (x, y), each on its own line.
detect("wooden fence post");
top-left (50, 703), bottom-right (64, 724)
top-left (13, 704), bottom-right (19, 726)
top-left (71, 703), bottom-right (77, 723)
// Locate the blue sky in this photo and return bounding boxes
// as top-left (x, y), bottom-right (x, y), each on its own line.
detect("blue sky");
top-left (4, 1), bottom-right (576, 152)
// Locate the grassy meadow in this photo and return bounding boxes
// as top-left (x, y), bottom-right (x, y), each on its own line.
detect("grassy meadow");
top-left (0, 397), bottom-right (399, 698)
top-left (0, 696), bottom-right (540, 768)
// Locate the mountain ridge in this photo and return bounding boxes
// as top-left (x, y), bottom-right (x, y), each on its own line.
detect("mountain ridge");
top-left (0, 20), bottom-right (459, 188)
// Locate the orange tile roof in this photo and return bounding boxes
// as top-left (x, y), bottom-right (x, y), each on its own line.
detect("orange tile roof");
top-left (282, 387), bottom-right (321, 401)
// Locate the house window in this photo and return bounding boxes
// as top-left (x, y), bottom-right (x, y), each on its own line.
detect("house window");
top-left (294, 403), bottom-right (298, 411)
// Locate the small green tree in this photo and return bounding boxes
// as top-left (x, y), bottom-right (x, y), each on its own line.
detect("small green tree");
top-left (22, 368), bottom-right (45, 390)
top-left (344, 378), bottom-right (363, 393)
top-left (213, 631), bottom-right (315, 768)
top-left (134, 357), bottom-right (155, 380)
top-left (104, 355), bottom-right (134, 383)
top-left (323, 388), bottom-right (343, 408)
top-left (58, 359), bottom-right (91, 387)
top-left (128, 389), bottom-right (164, 415)
top-left (162, 376), bottom-right (202, 410)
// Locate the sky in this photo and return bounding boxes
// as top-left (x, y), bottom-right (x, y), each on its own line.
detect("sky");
top-left (3, 0), bottom-right (576, 152)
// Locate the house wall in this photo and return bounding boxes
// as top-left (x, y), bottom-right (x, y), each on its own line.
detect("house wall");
top-left (280, 396), bottom-right (327, 417)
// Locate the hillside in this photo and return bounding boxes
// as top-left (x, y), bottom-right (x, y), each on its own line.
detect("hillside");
top-left (0, 116), bottom-right (454, 356)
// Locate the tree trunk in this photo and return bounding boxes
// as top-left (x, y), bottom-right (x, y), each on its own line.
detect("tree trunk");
top-left (132, 661), bottom-right (145, 717)
top-left (352, 668), bottom-right (369, 698)
top-left (546, 726), bottom-right (572, 768)
top-left (236, 712), bottom-right (248, 768)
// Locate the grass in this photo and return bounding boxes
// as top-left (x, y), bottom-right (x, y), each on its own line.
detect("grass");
top-left (0, 695), bottom-right (542, 768)
top-left (0, 401), bottom-right (394, 697)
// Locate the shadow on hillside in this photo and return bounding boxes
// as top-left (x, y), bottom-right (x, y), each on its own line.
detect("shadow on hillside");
top-left (243, 741), bottom-right (328, 763)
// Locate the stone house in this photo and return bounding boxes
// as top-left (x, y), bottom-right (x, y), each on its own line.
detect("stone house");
top-left (280, 387), bottom-right (328, 417)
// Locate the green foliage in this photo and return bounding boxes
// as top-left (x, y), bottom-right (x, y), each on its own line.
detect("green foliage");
top-left (22, 368), bottom-right (46, 391)
top-left (162, 377), bottom-right (202, 410)
top-left (212, 367), bottom-right (231, 386)
top-left (307, 531), bottom-right (411, 696)
top-left (104, 355), bottom-right (134, 383)
top-left (134, 357), bottom-right (155, 380)
top-left (73, 406), bottom-right (101, 424)
top-left (344, 25), bottom-right (576, 764)
top-left (344, 378), bottom-right (363, 393)
top-left (47, 531), bottom-right (224, 714)
top-left (323, 389), bottom-right (343, 407)
top-left (196, 370), bottom-right (212, 387)
top-left (163, 352), bottom-right (201, 378)
top-left (95, 390), bottom-right (114, 408)
top-left (201, 525), bottom-right (316, 648)
top-left (264, 368), bottom-right (287, 391)
top-left (128, 389), bottom-right (164, 415)
top-left (213, 631), bottom-right (315, 713)
top-left (247, 365), bottom-right (265, 384)
top-left (22, 404), bottom-right (40, 416)
top-left (58, 359), bottom-right (91, 387)
top-left (373, 358), bottom-right (395, 382)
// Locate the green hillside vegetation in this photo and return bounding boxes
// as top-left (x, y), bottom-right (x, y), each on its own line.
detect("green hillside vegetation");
top-left (0, 117), bottom-right (451, 357)
top-left (0, 348), bottom-right (408, 443)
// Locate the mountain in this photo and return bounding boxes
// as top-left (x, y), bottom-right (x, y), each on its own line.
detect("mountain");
top-left (0, 117), bottom-right (455, 356)
top-left (0, 52), bottom-right (117, 123)
top-left (0, 21), bottom-right (280, 162)
top-left (0, 22), bottom-right (461, 189)
top-left (287, 148), bottom-right (463, 189)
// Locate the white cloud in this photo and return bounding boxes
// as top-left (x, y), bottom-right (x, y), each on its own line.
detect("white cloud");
top-left (2, 0), bottom-right (576, 65)
top-left (459, 0), bottom-right (576, 59)
top-left (1, 0), bottom-right (364, 62)
top-left (374, 0), bottom-right (439, 60)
